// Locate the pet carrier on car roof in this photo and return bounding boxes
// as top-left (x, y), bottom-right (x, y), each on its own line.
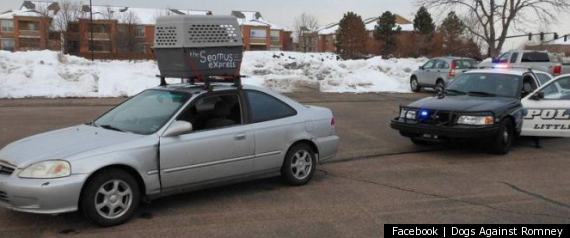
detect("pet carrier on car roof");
top-left (154, 15), bottom-right (244, 83)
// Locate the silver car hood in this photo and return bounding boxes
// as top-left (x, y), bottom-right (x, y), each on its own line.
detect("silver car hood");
top-left (0, 125), bottom-right (145, 167)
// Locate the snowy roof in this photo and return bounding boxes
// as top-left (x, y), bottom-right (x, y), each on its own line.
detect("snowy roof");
top-left (78, 6), bottom-right (212, 25)
top-left (11, 1), bottom-right (211, 26)
top-left (549, 36), bottom-right (570, 45)
top-left (318, 14), bottom-right (413, 35)
top-left (0, 9), bottom-right (44, 19)
top-left (231, 10), bottom-right (287, 30)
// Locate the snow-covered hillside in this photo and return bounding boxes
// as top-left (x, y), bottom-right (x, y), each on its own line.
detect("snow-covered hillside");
top-left (0, 50), bottom-right (426, 98)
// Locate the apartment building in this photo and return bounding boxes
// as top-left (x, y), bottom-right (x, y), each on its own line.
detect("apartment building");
top-left (0, 8), bottom-right (54, 52)
top-left (231, 11), bottom-right (293, 51)
top-left (299, 14), bottom-right (414, 54)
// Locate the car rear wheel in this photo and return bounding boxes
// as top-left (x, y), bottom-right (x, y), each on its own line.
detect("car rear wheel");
top-left (281, 144), bottom-right (316, 186)
top-left (80, 168), bottom-right (141, 227)
top-left (410, 76), bottom-right (421, 92)
top-left (490, 119), bottom-right (514, 155)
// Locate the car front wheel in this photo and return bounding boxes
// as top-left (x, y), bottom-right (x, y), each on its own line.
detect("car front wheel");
top-left (80, 168), bottom-right (141, 227)
top-left (281, 144), bottom-right (316, 186)
top-left (490, 119), bottom-right (514, 155)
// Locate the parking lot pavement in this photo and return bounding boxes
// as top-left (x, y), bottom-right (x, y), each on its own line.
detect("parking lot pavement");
top-left (1, 92), bottom-right (570, 237)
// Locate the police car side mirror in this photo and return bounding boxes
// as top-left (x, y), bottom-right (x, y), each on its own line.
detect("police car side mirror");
top-left (530, 91), bottom-right (545, 101)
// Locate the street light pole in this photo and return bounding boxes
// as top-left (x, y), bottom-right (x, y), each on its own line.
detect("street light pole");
top-left (89, 0), bottom-right (94, 61)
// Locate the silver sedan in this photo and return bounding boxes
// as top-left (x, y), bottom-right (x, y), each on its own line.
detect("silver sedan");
top-left (0, 84), bottom-right (339, 226)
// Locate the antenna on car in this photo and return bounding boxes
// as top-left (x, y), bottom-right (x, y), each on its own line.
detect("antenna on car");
top-left (153, 15), bottom-right (245, 90)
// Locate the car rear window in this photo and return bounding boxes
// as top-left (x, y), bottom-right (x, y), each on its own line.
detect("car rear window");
top-left (454, 60), bottom-right (476, 69)
top-left (521, 52), bottom-right (550, 62)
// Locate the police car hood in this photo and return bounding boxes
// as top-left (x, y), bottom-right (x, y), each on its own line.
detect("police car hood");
top-left (408, 95), bottom-right (520, 113)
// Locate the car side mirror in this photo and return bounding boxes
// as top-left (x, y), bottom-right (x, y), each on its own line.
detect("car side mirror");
top-left (530, 91), bottom-right (545, 101)
top-left (419, 66), bottom-right (424, 70)
top-left (163, 120), bottom-right (193, 137)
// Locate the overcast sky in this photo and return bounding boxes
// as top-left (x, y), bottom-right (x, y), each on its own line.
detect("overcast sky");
top-left (2, 0), bottom-right (570, 50)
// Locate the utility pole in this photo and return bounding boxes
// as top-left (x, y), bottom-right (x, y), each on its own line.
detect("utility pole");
top-left (89, 0), bottom-right (94, 61)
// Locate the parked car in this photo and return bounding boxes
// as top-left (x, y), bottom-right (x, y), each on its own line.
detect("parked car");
top-left (392, 69), bottom-right (544, 154)
top-left (478, 50), bottom-right (570, 76)
top-left (0, 84), bottom-right (339, 226)
top-left (410, 57), bottom-right (478, 92)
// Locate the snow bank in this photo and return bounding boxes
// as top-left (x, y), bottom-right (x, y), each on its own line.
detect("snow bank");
top-left (0, 50), bottom-right (426, 98)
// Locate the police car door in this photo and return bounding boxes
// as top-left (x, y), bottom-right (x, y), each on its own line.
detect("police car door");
top-left (522, 75), bottom-right (570, 137)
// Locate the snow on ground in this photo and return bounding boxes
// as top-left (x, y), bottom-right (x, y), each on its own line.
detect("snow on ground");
top-left (0, 50), bottom-right (426, 98)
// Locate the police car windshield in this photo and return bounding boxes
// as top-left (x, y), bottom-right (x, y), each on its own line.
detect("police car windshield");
top-left (447, 73), bottom-right (521, 98)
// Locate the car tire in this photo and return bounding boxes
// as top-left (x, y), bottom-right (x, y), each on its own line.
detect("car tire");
top-left (435, 79), bottom-right (445, 93)
top-left (80, 168), bottom-right (141, 227)
top-left (410, 76), bottom-right (421, 92)
top-left (490, 119), bottom-right (514, 155)
top-left (411, 137), bottom-right (431, 145)
top-left (281, 144), bottom-right (316, 186)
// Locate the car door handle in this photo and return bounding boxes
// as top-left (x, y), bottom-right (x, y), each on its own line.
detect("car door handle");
top-left (234, 134), bottom-right (246, 140)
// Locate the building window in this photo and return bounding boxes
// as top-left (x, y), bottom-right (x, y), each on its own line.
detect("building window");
top-left (135, 25), bottom-right (145, 37)
top-left (1, 38), bottom-right (15, 51)
top-left (89, 41), bottom-right (112, 52)
top-left (1, 20), bottom-right (14, 32)
top-left (89, 24), bottom-right (111, 33)
top-left (19, 38), bottom-right (40, 49)
top-left (270, 30), bottom-right (280, 45)
top-left (250, 29), bottom-right (267, 39)
top-left (19, 20), bottom-right (39, 31)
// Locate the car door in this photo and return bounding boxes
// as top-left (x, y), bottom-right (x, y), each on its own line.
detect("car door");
top-left (244, 90), bottom-right (300, 172)
top-left (159, 91), bottom-right (255, 189)
top-left (435, 60), bottom-right (449, 82)
top-left (418, 60), bottom-right (436, 85)
top-left (521, 75), bottom-right (570, 137)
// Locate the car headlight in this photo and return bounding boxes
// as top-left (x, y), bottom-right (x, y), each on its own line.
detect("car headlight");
top-left (457, 115), bottom-right (494, 126)
top-left (19, 160), bottom-right (71, 179)
top-left (400, 109), bottom-right (417, 120)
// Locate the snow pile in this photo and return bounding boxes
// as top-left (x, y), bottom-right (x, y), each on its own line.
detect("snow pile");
top-left (0, 50), bottom-right (426, 98)
top-left (242, 51), bottom-right (426, 93)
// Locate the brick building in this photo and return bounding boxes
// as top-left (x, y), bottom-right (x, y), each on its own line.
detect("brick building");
top-left (0, 1), bottom-right (294, 60)
top-left (231, 11), bottom-right (293, 51)
top-left (299, 14), bottom-right (414, 54)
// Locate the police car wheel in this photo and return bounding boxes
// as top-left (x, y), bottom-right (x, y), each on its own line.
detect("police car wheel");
top-left (491, 119), bottom-right (514, 155)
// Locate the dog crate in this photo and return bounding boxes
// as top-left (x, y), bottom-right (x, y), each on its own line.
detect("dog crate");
top-left (154, 15), bottom-right (244, 81)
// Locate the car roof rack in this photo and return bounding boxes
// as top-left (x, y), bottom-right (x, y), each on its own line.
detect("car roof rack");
top-left (153, 15), bottom-right (245, 91)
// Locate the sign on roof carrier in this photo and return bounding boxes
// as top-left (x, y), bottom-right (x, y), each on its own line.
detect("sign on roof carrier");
top-left (154, 15), bottom-right (244, 79)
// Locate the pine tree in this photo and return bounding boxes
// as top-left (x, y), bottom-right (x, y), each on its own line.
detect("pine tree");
top-left (413, 6), bottom-right (435, 36)
top-left (374, 11), bottom-right (401, 56)
top-left (439, 11), bottom-right (466, 56)
top-left (335, 12), bottom-right (368, 59)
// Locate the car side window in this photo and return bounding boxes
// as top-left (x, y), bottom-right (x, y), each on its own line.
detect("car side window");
top-left (437, 61), bottom-right (449, 69)
top-left (540, 76), bottom-right (570, 100)
top-left (510, 53), bottom-right (519, 63)
top-left (422, 60), bottom-right (435, 69)
top-left (497, 52), bottom-right (510, 63)
top-left (177, 93), bottom-right (243, 132)
top-left (246, 91), bottom-right (297, 123)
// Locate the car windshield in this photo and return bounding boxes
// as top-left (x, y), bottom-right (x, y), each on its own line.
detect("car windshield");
top-left (94, 90), bottom-right (191, 135)
top-left (446, 73), bottom-right (522, 98)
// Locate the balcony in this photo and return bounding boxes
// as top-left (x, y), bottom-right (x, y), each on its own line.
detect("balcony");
top-left (271, 37), bottom-right (281, 46)
top-left (249, 37), bottom-right (267, 45)
top-left (19, 30), bottom-right (40, 38)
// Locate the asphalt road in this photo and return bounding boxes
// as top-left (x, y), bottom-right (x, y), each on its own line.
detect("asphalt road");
top-left (1, 92), bottom-right (570, 238)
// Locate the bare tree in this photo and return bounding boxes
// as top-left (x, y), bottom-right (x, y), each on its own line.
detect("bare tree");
top-left (117, 11), bottom-right (142, 53)
top-left (418, 0), bottom-right (570, 57)
top-left (294, 13), bottom-right (320, 52)
top-left (53, 0), bottom-right (81, 54)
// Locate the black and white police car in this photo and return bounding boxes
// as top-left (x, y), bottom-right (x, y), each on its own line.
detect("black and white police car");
top-left (391, 68), bottom-right (570, 154)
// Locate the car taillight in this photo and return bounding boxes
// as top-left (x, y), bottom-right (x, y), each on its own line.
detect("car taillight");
top-left (553, 65), bottom-right (562, 75)
top-left (449, 61), bottom-right (457, 78)
top-left (331, 117), bottom-right (336, 127)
